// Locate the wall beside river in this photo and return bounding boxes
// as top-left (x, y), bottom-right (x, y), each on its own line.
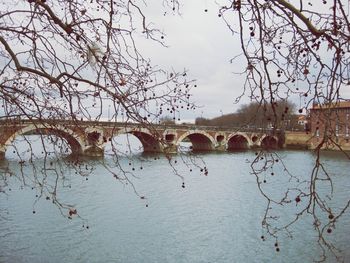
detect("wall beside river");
top-left (284, 131), bottom-right (311, 149)
top-left (284, 131), bottom-right (350, 151)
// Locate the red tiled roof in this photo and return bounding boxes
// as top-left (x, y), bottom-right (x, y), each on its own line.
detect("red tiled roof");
top-left (312, 101), bottom-right (350, 109)
top-left (298, 115), bottom-right (307, 120)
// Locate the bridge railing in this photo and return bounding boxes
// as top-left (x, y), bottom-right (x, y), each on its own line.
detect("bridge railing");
top-left (0, 118), bottom-right (281, 135)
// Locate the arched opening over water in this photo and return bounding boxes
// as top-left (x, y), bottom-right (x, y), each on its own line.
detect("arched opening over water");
top-left (105, 131), bottom-right (161, 156)
top-left (3, 124), bottom-right (84, 160)
top-left (178, 132), bottom-right (214, 152)
top-left (105, 134), bottom-right (143, 156)
top-left (227, 134), bottom-right (249, 151)
top-left (261, 135), bottom-right (278, 149)
top-left (131, 131), bottom-right (162, 152)
top-left (5, 133), bottom-right (75, 161)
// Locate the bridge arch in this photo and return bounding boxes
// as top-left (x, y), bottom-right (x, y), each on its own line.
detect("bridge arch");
top-left (112, 127), bottom-right (162, 153)
top-left (227, 133), bottom-right (251, 150)
top-left (176, 131), bottom-right (215, 151)
top-left (260, 135), bottom-right (279, 149)
top-left (2, 123), bottom-right (84, 156)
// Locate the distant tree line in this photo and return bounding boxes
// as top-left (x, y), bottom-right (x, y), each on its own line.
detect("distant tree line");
top-left (195, 100), bottom-right (307, 131)
top-left (159, 116), bottom-right (176, 125)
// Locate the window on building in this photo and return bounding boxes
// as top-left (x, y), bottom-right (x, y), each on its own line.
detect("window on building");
top-left (346, 125), bottom-right (349, 137)
top-left (316, 128), bottom-right (320, 137)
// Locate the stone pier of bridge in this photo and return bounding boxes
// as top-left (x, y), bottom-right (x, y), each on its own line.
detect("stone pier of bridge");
top-left (0, 119), bottom-right (282, 159)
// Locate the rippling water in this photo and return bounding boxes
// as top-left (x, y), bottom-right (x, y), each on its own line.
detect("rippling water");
top-left (0, 136), bottom-right (349, 263)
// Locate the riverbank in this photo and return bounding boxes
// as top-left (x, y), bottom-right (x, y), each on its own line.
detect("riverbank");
top-left (284, 131), bottom-right (311, 150)
top-left (284, 131), bottom-right (350, 151)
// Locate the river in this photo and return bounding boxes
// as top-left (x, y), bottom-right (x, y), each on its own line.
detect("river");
top-left (0, 135), bottom-right (349, 263)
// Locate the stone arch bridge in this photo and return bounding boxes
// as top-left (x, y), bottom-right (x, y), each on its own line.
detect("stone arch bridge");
top-left (0, 119), bottom-right (283, 159)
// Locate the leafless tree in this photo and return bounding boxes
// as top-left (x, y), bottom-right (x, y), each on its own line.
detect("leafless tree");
top-left (0, 0), bottom-right (192, 122)
top-left (1, 0), bottom-right (350, 261)
top-left (219, 0), bottom-right (350, 261)
top-left (0, 0), bottom-right (196, 216)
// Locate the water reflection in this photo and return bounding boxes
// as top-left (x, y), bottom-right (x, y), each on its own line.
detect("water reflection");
top-left (0, 139), bottom-right (350, 262)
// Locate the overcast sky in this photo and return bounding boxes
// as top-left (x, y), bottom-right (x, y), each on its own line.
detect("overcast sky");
top-left (3, 1), bottom-right (348, 122)
top-left (138, 1), bottom-right (350, 122)
top-left (139, 0), bottom-right (248, 121)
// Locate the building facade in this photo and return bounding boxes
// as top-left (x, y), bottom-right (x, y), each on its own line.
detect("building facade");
top-left (309, 101), bottom-right (350, 150)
